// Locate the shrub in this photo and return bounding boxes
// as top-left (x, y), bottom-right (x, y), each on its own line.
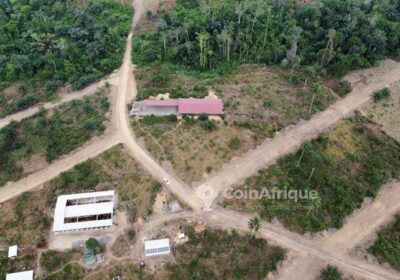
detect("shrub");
top-left (319, 265), bottom-right (342, 280)
top-left (201, 120), bottom-right (217, 130)
top-left (228, 137), bottom-right (241, 150)
top-left (373, 88), bottom-right (391, 102)
top-left (86, 238), bottom-right (104, 254)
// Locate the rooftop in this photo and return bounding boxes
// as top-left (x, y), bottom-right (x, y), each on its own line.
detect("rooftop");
top-left (6, 270), bottom-right (33, 280)
top-left (53, 191), bottom-right (115, 232)
top-left (8, 245), bottom-right (17, 258)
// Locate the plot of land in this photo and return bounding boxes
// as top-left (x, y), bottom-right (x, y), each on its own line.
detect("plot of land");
top-left (132, 65), bottom-right (343, 184)
top-left (0, 88), bottom-right (110, 187)
top-left (365, 82), bottom-right (400, 141)
top-left (43, 226), bottom-right (284, 280)
top-left (0, 145), bottom-right (160, 276)
top-left (223, 116), bottom-right (400, 233)
top-left (369, 213), bottom-right (400, 271)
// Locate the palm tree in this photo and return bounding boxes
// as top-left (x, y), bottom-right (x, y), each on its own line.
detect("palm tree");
top-left (248, 216), bottom-right (261, 238)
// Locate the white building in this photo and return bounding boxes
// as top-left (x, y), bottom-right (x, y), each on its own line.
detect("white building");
top-left (144, 238), bottom-right (170, 256)
top-left (6, 270), bottom-right (33, 280)
top-left (53, 191), bottom-right (116, 232)
top-left (8, 245), bottom-right (18, 259)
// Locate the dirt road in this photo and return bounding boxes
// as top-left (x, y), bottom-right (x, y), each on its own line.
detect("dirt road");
top-left (113, 32), bottom-right (204, 210)
top-left (199, 59), bottom-right (400, 206)
top-left (0, 134), bottom-right (120, 203)
top-left (0, 77), bottom-right (115, 129)
top-left (206, 206), bottom-right (400, 280)
top-left (265, 181), bottom-right (400, 280)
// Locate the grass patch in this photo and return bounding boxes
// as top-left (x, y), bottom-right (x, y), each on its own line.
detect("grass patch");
top-left (40, 250), bottom-right (83, 274)
top-left (163, 227), bottom-right (284, 279)
top-left (224, 116), bottom-right (400, 233)
top-left (132, 116), bottom-right (248, 183)
top-left (369, 213), bottom-right (400, 271)
top-left (0, 88), bottom-right (110, 187)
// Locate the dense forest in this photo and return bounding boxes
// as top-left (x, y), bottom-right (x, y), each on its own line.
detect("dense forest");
top-left (133, 0), bottom-right (400, 76)
top-left (0, 0), bottom-right (132, 116)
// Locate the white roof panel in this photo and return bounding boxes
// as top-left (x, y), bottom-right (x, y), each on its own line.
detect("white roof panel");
top-left (64, 202), bottom-right (114, 218)
top-left (8, 245), bottom-right (17, 258)
top-left (144, 238), bottom-right (170, 256)
top-left (6, 270), bottom-right (33, 280)
top-left (53, 191), bottom-right (115, 232)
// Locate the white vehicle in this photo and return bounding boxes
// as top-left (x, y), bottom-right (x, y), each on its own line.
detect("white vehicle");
top-left (163, 177), bottom-right (170, 185)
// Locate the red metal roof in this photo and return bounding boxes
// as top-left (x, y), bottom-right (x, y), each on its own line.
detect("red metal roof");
top-left (178, 98), bottom-right (223, 114)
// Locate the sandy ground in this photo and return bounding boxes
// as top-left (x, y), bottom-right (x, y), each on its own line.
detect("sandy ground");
top-left (365, 81), bottom-right (400, 141)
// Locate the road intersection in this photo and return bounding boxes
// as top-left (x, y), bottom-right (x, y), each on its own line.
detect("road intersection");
top-left (0, 2), bottom-right (400, 279)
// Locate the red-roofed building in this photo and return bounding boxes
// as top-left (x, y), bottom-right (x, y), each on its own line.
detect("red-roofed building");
top-left (131, 98), bottom-right (223, 116)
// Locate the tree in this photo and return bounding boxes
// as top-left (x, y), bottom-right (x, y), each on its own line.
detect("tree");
top-left (248, 216), bottom-right (261, 238)
top-left (319, 265), bottom-right (342, 280)
top-left (86, 238), bottom-right (104, 254)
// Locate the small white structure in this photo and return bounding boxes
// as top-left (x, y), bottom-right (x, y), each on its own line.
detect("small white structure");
top-left (8, 245), bottom-right (18, 259)
top-left (53, 191), bottom-right (116, 232)
top-left (6, 270), bottom-right (33, 280)
top-left (144, 238), bottom-right (170, 256)
top-left (178, 233), bottom-right (185, 239)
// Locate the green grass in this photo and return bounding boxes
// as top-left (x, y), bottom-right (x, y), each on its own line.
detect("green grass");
top-left (224, 116), bottom-right (400, 233)
top-left (164, 227), bottom-right (284, 280)
top-left (0, 88), bottom-right (109, 186)
top-left (369, 214), bottom-right (400, 270)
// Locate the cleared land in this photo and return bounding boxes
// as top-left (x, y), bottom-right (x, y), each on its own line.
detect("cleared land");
top-left (0, 88), bottom-right (110, 187)
top-left (365, 82), bottom-right (400, 141)
top-left (132, 65), bottom-right (342, 184)
top-left (223, 117), bottom-right (400, 233)
top-left (0, 145), bottom-right (159, 276)
top-left (42, 226), bottom-right (284, 280)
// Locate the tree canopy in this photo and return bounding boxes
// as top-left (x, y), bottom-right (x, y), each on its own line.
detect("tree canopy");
top-left (133, 0), bottom-right (400, 76)
top-left (0, 0), bottom-right (133, 115)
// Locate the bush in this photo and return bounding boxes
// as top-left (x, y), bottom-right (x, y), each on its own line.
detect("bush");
top-left (319, 265), bottom-right (342, 280)
top-left (201, 120), bottom-right (217, 130)
top-left (373, 88), bottom-right (391, 102)
top-left (86, 238), bottom-right (104, 254)
top-left (228, 137), bottom-right (241, 150)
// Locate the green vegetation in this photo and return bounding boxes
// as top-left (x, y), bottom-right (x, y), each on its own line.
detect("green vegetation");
top-left (0, 0), bottom-right (133, 116)
top-left (319, 266), bottom-right (342, 280)
top-left (40, 250), bottom-right (82, 274)
top-left (0, 89), bottom-right (109, 187)
top-left (133, 0), bottom-right (400, 76)
top-left (0, 249), bottom-right (36, 280)
top-left (164, 227), bottom-right (284, 279)
top-left (86, 238), bottom-right (104, 254)
top-left (369, 214), bottom-right (400, 270)
top-left (373, 87), bottom-right (391, 102)
top-left (224, 117), bottom-right (400, 233)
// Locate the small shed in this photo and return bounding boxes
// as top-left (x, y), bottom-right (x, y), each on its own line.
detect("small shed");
top-left (8, 245), bottom-right (18, 259)
top-left (144, 238), bottom-right (170, 257)
top-left (6, 270), bottom-right (33, 280)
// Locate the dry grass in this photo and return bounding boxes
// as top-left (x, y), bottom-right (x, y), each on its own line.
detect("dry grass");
top-left (132, 64), bottom-right (339, 184)
top-left (133, 119), bottom-right (251, 184)
top-left (365, 82), bottom-right (400, 141)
